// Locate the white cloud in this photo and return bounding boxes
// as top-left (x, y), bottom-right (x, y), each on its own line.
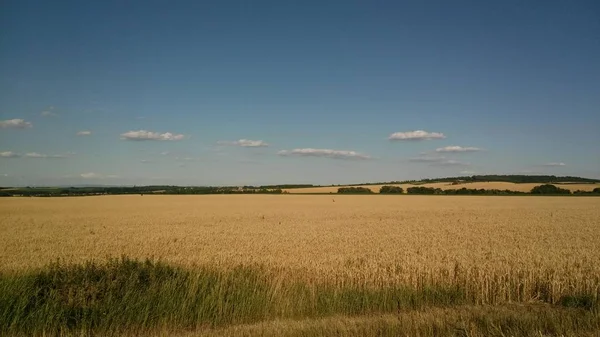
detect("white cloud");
top-left (435, 146), bottom-right (482, 153)
top-left (160, 151), bottom-right (170, 156)
top-left (41, 111), bottom-right (58, 117)
top-left (542, 162), bottom-right (566, 167)
top-left (0, 119), bottom-right (32, 129)
top-left (76, 131), bottom-right (92, 136)
top-left (388, 130), bottom-right (445, 141)
top-left (0, 151), bottom-right (20, 158)
top-left (79, 172), bottom-right (118, 179)
top-left (218, 139), bottom-right (269, 147)
top-left (460, 170), bottom-right (476, 175)
top-left (408, 156), bottom-right (446, 163)
top-left (278, 148), bottom-right (371, 160)
top-left (120, 130), bottom-right (185, 141)
top-left (409, 156), bottom-right (469, 167)
top-left (24, 152), bottom-right (67, 159)
top-left (433, 159), bottom-right (470, 167)
top-left (140, 159), bottom-right (151, 163)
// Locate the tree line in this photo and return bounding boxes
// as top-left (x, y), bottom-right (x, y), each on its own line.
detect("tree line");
top-left (336, 185), bottom-right (600, 195)
top-left (352, 175), bottom-right (599, 186)
top-left (0, 186), bottom-right (284, 197)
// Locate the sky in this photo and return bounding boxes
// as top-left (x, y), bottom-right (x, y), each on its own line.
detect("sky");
top-left (1, 0), bottom-right (599, 186)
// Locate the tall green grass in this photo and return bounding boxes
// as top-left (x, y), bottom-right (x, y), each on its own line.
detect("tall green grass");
top-left (0, 257), bottom-right (597, 336)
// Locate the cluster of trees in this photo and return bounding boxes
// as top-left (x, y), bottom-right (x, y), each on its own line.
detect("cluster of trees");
top-left (403, 175), bottom-right (600, 184)
top-left (530, 184), bottom-right (570, 195)
top-left (0, 186), bottom-right (284, 197)
top-left (256, 184), bottom-right (313, 189)
top-left (406, 186), bottom-right (440, 195)
top-left (336, 185), bottom-right (600, 196)
top-left (574, 187), bottom-right (600, 195)
top-left (3, 181), bottom-right (600, 198)
top-left (379, 186), bottom-right (404, 194)
top-left (337, 187), bottom-right (373, 194)
top-left (164, 187), bottom-right (283, 195)
top-left (406, 187), bottom-right (526, 195)
top-left (344, 175), bottom-right (599, 187)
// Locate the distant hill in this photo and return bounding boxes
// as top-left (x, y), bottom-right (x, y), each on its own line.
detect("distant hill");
top-left (355, 175), bottom-right (600, 186)
top-left (412, 175), bottom-right (600, 184)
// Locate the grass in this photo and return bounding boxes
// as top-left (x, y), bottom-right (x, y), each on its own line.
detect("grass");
top-left (194, 307), bottom-right (600, 337)
top-left (1, 195), bottom-right (600, 335)
top-left (1, 257), bottom-right (598, 336)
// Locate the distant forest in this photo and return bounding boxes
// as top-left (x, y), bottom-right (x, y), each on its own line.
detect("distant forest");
top-left (409, 175), bottom-right (600, 184)
top-left (356, 175), bottom-right (600, 186)
top-left (0, 186), bottom-right (284, 197)
top-left (1, 175), bottom-right (598, 197)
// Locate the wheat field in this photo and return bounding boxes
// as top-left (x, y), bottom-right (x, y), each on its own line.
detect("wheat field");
top-left (2, 195), bottom-right (600, 290)
top-left (1, 195), bottom-right (599, 336)
top-left (284, 182), bottom-right (600, 193)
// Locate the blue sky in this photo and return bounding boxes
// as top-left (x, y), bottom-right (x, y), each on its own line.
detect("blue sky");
top-left (1, 0), bottom-right (599, 186)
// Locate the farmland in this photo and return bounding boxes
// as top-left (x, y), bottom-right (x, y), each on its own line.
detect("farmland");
top-left (1, 195), bottom-right (600, 336)
top-left (284, 181), bottom-right (600, 194)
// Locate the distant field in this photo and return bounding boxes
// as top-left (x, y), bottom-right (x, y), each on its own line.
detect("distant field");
top-left (284, 181), bottom-right (600, 193)
top-left (1, 195), bottom-right (599, 336)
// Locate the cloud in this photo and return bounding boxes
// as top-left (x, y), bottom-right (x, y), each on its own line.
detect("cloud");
top-left (40, 106), bottom-right (58, 117)
top-left (160, 151), bottom-right (170, 156)
top-left (542, 162), bottom-right (566, 167)
top-left (388, 130), bottom-right (445, 141)
top-left (41, 111), bottom-right (58, 117)
top-left (217, 139), bottom-right (269, 147)
top-left (409, 156), bottom-right (469, 167)
top-left (408, 156), bottom-right (446, 163)
top-left (79, 172), bottom-right (119, 179)
top-left (433, 159), bottom-right (470, 167)
top-left (76, 131), bottom-right (92, 136)
top-left (460, 170), bottom-right (476, 175)
top-left (0, 119), bottom-right (33, 129)
top-left (120, 130), bottom-right (185, 141)
top-left (278, 148), bottom-right (371, 160)
top-left (140, 159), bottom-right (151, 163)
top-left (24, 152), bottom-right (68, 159)
top-left (0, 151), bottom-right (20, 158)
top-left (435, 146), bottom-right (482, 153)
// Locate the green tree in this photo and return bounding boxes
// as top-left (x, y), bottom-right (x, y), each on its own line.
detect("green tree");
top-left (406, 187), bottom-right (437, 194)
top-left (337, 187), bottom-right (373, 194)
top-left (530, 184), bottom-right (571, 195)
top-left (379, 186), bottom-right (404, 194)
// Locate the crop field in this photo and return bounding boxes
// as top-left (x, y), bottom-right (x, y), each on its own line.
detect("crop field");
top-left (284, 182), bottom-right (600, 193)
top-left (1, 195), bottom-right (600, 336)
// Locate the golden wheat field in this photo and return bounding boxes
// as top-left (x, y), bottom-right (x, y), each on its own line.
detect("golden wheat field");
top-left (1, 195), bottom-right (600, 303)
top-left (284, 182), bottom-right (600, 193)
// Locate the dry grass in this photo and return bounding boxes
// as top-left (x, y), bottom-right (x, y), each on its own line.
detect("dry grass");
top-left (185, 304), bottom-right (600, 337)
top-left (1, 195), bottom-right (599, 335)
top-left (284, 182), bottom-right (600, 193)
top-left (2, 195), bottom-right (600, 297)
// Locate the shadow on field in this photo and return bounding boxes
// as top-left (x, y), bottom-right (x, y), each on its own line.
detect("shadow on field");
top-left (0, 257), bottom-right (598, 336)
